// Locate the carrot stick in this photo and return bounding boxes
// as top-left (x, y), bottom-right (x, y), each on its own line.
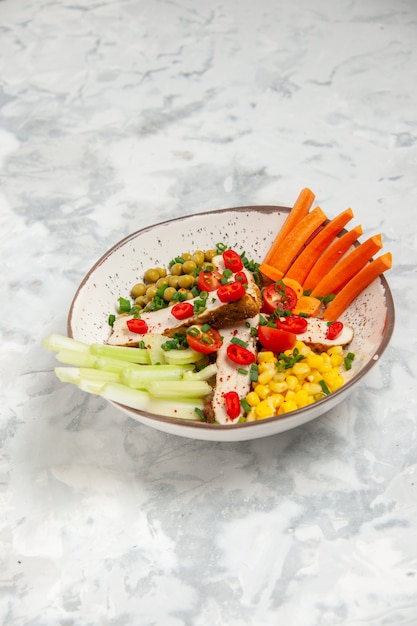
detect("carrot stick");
top-left (311, 234), bottom-right (383, 298)
top-left (303, 225), bottom-right (363, 292)
top-left (259, 263), bottom-right (284, 282)
top-left (322, 252), bottom-right (392, 321)
top-left (266, 206), bottom-right (328, 275)
top-left (292, 295), bottom-right (321, 317)
top-left (284, 208), bottom-right (354, 285)
top-left (263, 188), bottom-right (315, 265)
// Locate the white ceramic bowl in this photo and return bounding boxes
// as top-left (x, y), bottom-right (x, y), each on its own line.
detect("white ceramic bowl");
top-left (68, 206), bottom-right (395, 442)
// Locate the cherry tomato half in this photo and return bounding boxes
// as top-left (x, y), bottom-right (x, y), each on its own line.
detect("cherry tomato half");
top-left (186, 325), bottom-right (223, 354)
top-left (197, 269), bottom-right (223, 292)
top-left (126, 318), bottom-right (149, 334)
top-left (224, 391), bottom-right (241, 420)
top-left (217, 281), bottom-right (246, 303)
top-left (257, 325), bottom-right (296, 353)
top-left (223, 249), bottom-right (243, 272)
top-left (226, 343), bottom-right (256, 365)
top-left (262, 282), bottom-right (298, 313)
top-left (171, 301), bottom-right (194, 320)
top-left (326, 320), bottom-right (344, 340)
top-left (276, 315), bottom-right (308, 334)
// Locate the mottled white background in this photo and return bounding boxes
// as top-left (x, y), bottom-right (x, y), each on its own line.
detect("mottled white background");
top-left (1, 0), bottom-right (416, 624)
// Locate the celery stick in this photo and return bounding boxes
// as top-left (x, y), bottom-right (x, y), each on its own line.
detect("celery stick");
top-left (78, 368), bottom-right (120, 383)
top-left (121, 364), bottom-right (194, 390)
top-left (56, 350), bottom-right (98, 368)
top-left (163, 348), bottom-right (204, 365)
top-left (95, 356), bottom-right (144, 373)
top-left (143, 333), bottom-right (167, 365)
top-left (90, 343), bottom-right (150, 364)
top-left (43, 333), bottom-right (89, 353)
top-left (146, 380), bottom-right (211, 399)
top-left (183, 363), bottom-right (218, 381)
top-left (101, 383), bottom-right (202, 420)
top-left (55, 366), bottom-right (82, 385)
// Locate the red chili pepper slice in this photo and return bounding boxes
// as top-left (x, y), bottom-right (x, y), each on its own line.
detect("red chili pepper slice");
top-left (234, 270), bottom-right (248, 285)
top-left (226, 343), bottom-right (256, 365)
top-left (276, 315), bottom-right (308, 334)
top-left (217, 281), bottom-right (246, 303)
top-left (326, 321), bottom-right (344, 340)
top-left (257, 325), bottom-right (296, 353)
top-left (126, 318), bottom-right (149, 334)
top-left (262, 282), bottom-right (298, 313)
top-left (171, 301), bottom-right (194, 320)
top-left (224, 390), bottom-right (241, 420)
top-left (186, 325), bottom-right (223, 354)
top-left (223, 249), bottom-right (243, 272)
top-left (197, 269), bottom-right (223, 292)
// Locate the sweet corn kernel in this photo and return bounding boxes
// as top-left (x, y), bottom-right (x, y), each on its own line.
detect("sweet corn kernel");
top-left (294, 340), bottom-right (311, 356)
top-left (306, 353), bottom-right (324, 370)
top-left (303, 381), bottom-right (323, 395)
top-left (258, 351), bottom-right (276, 363)
top-left (269, 393), bottom-right (284, 408)
top-left (294, 389), bottom-right (311, 408)
top-left (269, 380), bottom-right (288, 394)
top-left (286, 375), bottom-right (299, 390)
top-left (246, 408), bottom-right (257, 422)
top-left (330, 353), bottom-right (343, 367)
top-left (255, 400), bottom-right (275, 419)
top-left (279, 399), bottom-right (298, 414)
top-left (246, 391), bottom-right (260, 407)
top-left (254, 383), bottom-right (270, 399)
top-left (272, 371), bottom-right (286, 382)
top-left (258, 369), bottom-right (275, 385)
top-left (292, 362), bottom-right (311, 379)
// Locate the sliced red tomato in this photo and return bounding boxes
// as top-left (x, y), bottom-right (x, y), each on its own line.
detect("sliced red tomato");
top-left (326, 321), bottom-right (344, 340)
top-left (126, 318), bottom-right (149, 334)
top-left (171, 301), bottom-right (194, 320)
top-left (276, 315), bottom-right (308, 334)
top-left (186, 325), bottom-right (223, 354)
top-left (257, 325), bottom-right (296, 353)
top-left (223, 249), bottom-right (243, 272)
top-left (224, 391), bottom-right (241, 420)
top-left (197, 269), bottom-right (223, 292)
top-left (262, 282), bottom-right (298, 313)
top-left (226, 343), bottom-right (256, 365)
top-left (217, 281), bottom-right (246, 303)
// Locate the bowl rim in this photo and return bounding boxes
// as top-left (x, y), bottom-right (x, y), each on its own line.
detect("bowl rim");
top-left (67, 205), bottom-right (395, 432)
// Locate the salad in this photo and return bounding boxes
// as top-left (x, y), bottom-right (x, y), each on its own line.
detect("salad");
top-left (43, 188), bottom-right (392, 425)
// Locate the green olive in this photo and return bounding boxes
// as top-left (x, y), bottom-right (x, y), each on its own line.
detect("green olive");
top-left (146, 285), bottom-right (158, 299)
top-left (205, 249), bottom-right (217, 261)
top-left (163, 287), bottom-right (177, 302)
top-left (144, 268), bottom-right (160, 283)
top-left (168, 275), bottom-right (180, 288)
top-left (177, 274), bottom-right (194, 289)
top-left (170, 263), bottom-right (183, 276)
top-left (191, 250), bottom-right (205, 266)
top-left (134, 296), bottom-right (146, 307)
top-left (182, 260), bottom-right (197, 274)
top-left (131, 282), bottom-right (147, 298)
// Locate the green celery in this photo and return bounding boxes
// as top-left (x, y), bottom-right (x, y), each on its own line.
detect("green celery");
top-left (89, 343), bottom-right (150, 364)
top-left (56, 349), bottom-right (98, 368)
top-left (146, 380), bottom-right (211, 399)
top-left (121, 364), bottom-right (194, 390)
top-left (43, 333), bottom-right (89, 354)
top-left (164, 348), bottom-right (205, 365)
top-left (182, 363), bottom-right (218, 381)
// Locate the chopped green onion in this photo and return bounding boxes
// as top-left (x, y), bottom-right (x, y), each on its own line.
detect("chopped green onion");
top-left (249, 363), bottom-right (258, 382)
top-left (108, 314), bottom-right (116, 327)
top-left (216, 242), bottom-right (227, 253)
top-left (344, 352), bottom-right (355, 371)
top-left (238, 368), bottom-right (248, 375)
top-left (231, 337), bottom-right (248, 348)
top-left (319, 379), bottom-right (330, 395)
top-left (194, 407), bottom-right (207, 421)
top-left (240, 398), bottom-right (251, 413)
top-left (118, 297), bottom-right (131, 314)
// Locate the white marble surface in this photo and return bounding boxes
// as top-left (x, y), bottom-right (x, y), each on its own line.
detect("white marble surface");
top-left (1, 0), bottom-right (416, 624)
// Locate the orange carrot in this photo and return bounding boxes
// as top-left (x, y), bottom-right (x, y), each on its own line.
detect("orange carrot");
top-left (266, 206), bottom-right (328, 274)
top-left (303, 225), bottom-right (363, 292)
top-left (311, 234), bottom-right (383, 298)
top-left (322, 252), bottom-right (392, 320)
top-left (292, 295), bottom-right (322, 317)
top-left (263, 187), bottom-right (315, 265)
top-left (259, 263), bottom-right (284, 282)
top-left (284, 208), bottom-right (354, 285)
top-left (282, 277), bottom-right (303, 298)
